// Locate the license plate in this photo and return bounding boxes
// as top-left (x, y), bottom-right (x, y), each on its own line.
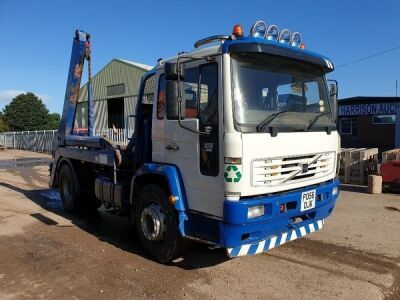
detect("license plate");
top-left (301, 190), bottom-right (316, 211)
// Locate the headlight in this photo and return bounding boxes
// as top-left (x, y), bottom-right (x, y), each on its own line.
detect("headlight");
top-left (290, 32), bottom-right (302, 47)
top-left (279, 29), bottom-right (291, 44)
top-left (266, 25), bottom-right (279, 41)
top-left (332, 186), bottom-right (339, 196)
top-left (250, 20), bottom-right (267, 38)
top-left (248, 205), bottom-right (265, 219)
top-left (226, 193), bottom-right (240, 201)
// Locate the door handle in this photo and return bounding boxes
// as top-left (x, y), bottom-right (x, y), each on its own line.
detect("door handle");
top-left (166, 144), bottom-right (179, 151)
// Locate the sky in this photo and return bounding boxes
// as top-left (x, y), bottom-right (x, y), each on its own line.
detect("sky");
top-left (0, 0), bottom-right (399, 113)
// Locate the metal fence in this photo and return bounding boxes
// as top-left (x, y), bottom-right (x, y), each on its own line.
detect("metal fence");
top-left (0, 128), bottom-right (130, 154)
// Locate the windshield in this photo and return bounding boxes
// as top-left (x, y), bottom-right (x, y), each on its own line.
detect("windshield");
top-left (231, 53), bottom-right (334, 130)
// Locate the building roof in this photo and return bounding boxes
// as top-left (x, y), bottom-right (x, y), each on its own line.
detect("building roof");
top-left (115, 59), bottom-right (153, 71)
top-left (83, 58), bottom-right (153, 86)
top-left (338, 96), bottom-right (400, 105)
top-left (78, 58), bottom-right (152, 103)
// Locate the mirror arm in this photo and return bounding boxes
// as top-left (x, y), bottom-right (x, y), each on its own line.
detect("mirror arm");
top-left (176, 57), bottom-right (209, 136)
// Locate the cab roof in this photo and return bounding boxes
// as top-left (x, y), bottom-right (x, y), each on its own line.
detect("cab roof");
top-left (155, 36), bottom-right (334, 73)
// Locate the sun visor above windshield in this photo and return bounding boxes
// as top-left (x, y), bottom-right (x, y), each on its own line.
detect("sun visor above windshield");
top-left (225, 41), bottom-right (334, 73)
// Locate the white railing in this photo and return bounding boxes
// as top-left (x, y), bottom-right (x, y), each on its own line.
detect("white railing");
top-left (0, 128), bottom-right (130, 154)
top-left (94, 128), bottom-right (130, 146)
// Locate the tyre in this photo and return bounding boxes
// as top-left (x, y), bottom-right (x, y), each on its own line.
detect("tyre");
top-left (59, 164), bottom-right (78, 213)
top-left (136, 184), bottom-right (184, 263)
top-left (59, 163), bottom-right (101, 213)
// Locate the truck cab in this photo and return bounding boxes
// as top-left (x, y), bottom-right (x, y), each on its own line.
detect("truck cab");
top-left (51, 23), bottom-right (340, 262)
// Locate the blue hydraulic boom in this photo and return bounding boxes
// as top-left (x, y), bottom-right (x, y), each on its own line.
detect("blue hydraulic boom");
top-left (58, 30), bottom-right (94, 145)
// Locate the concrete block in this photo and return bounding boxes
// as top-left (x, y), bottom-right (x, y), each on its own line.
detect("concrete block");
top-left (367, 175), bottom-right (382, 194)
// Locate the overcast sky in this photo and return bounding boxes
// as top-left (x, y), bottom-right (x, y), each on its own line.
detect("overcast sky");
top-left (0, 0), bottom-right (399, 113)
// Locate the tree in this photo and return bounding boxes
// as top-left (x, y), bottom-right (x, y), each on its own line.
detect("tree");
top-left (3, 92), bottom-right (51, 131)
top-left (45, 113), bottom-right (61, 130)
top-left (0, 112), bottom-right (9, 132)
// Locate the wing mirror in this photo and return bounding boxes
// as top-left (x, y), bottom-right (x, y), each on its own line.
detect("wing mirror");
top-left (328, 80), bottom-right (338, 101)
top-left (164, 60), bottom-right (210, 135)
top-left (165, 62), bottom-right (185, 120)
top-left (327, 80), bottom-right (338, 121)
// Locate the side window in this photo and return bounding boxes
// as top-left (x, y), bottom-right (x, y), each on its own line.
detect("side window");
top-left (373, 114), bottom-right (395, 124)
top-left (199, 63), bottom-right (219, 176)
top-left (157, 74), bottom-right (165, 119)
top-left (184, 67), bottom-right (199, 118)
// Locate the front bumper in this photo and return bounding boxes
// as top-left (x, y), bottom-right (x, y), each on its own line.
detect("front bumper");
top-left (221, 179), bottom-right (339, 256)
top-left (227, 218), bottom-right (326, 257)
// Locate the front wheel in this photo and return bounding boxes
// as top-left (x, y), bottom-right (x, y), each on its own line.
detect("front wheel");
top-left (136, 184), bottom-right (184, 263)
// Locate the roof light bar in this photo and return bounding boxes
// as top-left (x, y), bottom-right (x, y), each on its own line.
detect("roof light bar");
top-left (194, 21), bottom-right (305, 50)
top-left (248, 21), bottom-right (305, 48)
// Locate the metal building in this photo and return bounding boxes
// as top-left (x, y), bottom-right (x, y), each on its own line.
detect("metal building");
top-left (75, 59), bottom-right (152, 131)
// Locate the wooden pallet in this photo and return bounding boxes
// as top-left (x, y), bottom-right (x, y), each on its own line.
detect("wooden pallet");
top-left (339, 148), bottom-right (364, 183)
top-left (382, 149), bottom-right (400, 163)
top-left (340, 148), bottom-right (378, 184)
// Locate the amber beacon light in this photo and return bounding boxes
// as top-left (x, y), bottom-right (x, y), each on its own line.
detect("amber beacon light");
top-left (232, 24), bottom-right (244, 37)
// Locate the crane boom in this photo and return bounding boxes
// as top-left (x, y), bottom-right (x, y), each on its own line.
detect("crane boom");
top-left (58, 30), bottom-right (91, 144)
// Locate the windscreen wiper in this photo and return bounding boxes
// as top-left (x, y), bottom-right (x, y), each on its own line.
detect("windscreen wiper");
top-left (307, 112), bottom-right (331, 130)
top-left (256, 111), bottom-right (291, 132)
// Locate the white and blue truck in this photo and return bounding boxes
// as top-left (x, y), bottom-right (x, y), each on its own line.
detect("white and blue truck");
top-left (50, 21), bottom-right (340, 262)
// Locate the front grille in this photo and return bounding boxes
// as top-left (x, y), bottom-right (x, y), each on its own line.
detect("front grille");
top-left (252, 152), bottom-right (335, 186)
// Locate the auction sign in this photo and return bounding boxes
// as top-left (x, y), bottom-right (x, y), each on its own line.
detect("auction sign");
top-left (339, 102), bottom-right (396, 116)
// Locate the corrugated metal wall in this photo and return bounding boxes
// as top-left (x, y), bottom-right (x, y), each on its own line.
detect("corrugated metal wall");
top-left (75, 59), bottom-right (149, 130)
top-left (124, 96), bottom-right (137, 118)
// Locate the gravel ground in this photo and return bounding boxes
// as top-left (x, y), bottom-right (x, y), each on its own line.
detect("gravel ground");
top-left (0, 150), bottom-right (399, 299)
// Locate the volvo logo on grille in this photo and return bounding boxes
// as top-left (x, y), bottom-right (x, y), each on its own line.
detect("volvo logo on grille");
top-left (301, 163), bottom-right (309, 173)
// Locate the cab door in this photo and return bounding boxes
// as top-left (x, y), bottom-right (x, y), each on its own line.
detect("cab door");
top-left (164, 58), bottom-right (224, 217)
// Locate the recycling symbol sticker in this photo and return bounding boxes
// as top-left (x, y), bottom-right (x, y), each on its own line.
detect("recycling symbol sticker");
top-left (224, 165), bottom-right (242, 183)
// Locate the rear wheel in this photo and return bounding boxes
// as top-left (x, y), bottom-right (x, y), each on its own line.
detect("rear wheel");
top-left (59, 164), bottom-right (78, 212)
top-left (58, 163), bottom-right (100, 213)
top-left (136, 184), bottom-right (184, 263)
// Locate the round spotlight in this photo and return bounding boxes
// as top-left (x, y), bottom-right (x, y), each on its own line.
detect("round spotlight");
top-left (279, 29), bottom-right (291, 44)
top-left (290, 32), bottom-right (302, 47)
top-left (250, 20), bottom-right (267, 38)
top-left (266, 25), bottom-right (279, 41)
